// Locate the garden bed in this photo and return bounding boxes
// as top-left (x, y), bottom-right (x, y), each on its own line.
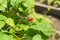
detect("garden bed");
top-left (35, 1), bottom-right (60, 40)
top-left (35, 2), bottom-right (60, 16)
top-left (35, 1), bottom-right (60, 32)
top-left (35, 1), bottom-right (60, 31)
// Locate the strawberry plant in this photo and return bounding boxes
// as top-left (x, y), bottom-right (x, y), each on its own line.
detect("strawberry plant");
top-left (0, 0), bottom-right (54, 40)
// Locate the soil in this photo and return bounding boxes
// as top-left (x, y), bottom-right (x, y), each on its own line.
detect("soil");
top-left (47, 15), bottom-right (60, 32)
top-left (35, 2), bottom-right (60, 16)
top-left (35, 2), bottom-right (60, 32)
top-left (42, 12), bottom-right (60, 40)
top-left (35, 1), bottom-right (60, 39)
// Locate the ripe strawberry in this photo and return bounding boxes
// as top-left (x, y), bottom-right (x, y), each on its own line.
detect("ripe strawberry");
top-left (28, 17), bottom-right (33, 22)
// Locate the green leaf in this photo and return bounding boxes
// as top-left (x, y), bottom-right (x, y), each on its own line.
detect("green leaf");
top-left (0, 0), bottom-right (7, 10)
top-left (30, 24), bottom-right (41, 30)
top-left (22, 0), bottom-right (34, 7)
top-left (30, 22), bottom-right (54, 36)
top-left (5, 18), bottom-right (15, 27)
top-left (11, 0), bottom-right (21, 6)
top-left (0, 14), bottom-right (7, 21)
top-left (43, 17), bottom-right (52, 24)
top-left (48, 0), bottom-right (54, 5)
top-left (17, 24), bottom-right (29, 31)
top-left (29, 13), bottom-right (54, 36)
top-left (40, 0), bottom-right (45, 3)
top-left (18, 7), bottom-right (23, 12)
top-left (32, 34), bottom-right (43, 40)
top-left (10, 28), bottom-right (15, 33)
top-left (40, 21), bottom-right (54, 36)
top-left (0, 30), bottom-right (15, 40)
top-left (0, 21), bottom-right (5, 29)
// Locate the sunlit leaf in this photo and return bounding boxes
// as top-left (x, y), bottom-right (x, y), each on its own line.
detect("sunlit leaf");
top-left (5, 18), bottom-right (15, 27)
top-left (48, 6), bottom-right (51, 11)
top-left (48, 0), bottom-right (54, 5)
top-left (0, 30), bottom-right (15, 40)
top-left (0, 21), bottom-right (5, 29)
top-left (30, 21), bottom-right (54, 36)
top-left (40, 21), bottom-right (54, 36)
top-left (11, 0), bottom-right (21, 6)
top-left (17, 24), bottom-right (29, 31)
top-left (32, 34), bottom-right (43, 40)
top-left (0, 0), bottom-right (7, 10)
top-left (0, 14), bottom-right (7, 21)
top-left (22, 0), bottom-right (34, 7)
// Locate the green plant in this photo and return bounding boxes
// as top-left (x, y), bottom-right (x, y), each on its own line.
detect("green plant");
top-left (0, 0), bottom-right (54, 40)
top-left (39, 0), bottom-right (60, 7)
top-left (48, 0), bottom-right (60, 6)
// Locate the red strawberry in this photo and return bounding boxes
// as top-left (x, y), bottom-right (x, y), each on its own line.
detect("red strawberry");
top-left (28, 17), bottom-right (33, 22)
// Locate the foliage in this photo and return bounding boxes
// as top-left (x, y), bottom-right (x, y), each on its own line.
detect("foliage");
top-left (0, 0), bottom-right (54, 40)
top-left (39, 0), bottom-right (60, 7)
